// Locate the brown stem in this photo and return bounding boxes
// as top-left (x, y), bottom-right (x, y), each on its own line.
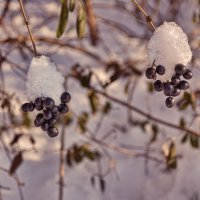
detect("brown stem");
top-left (58, 125), bottom-right (66, 200)
top-left (17, 0), bottom-right (38, 56)
top-left (84, 0), bottom-right (99, 45)
top-left (130, 0), bottom-right (156, 31)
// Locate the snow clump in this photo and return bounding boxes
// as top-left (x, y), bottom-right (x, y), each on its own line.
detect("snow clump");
top-left (147, 22), bottom-right (192, 78)
top-left (26, 55), bottom-right (64, 105)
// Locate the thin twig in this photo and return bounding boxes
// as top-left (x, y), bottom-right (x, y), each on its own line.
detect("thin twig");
top-left (0, 138), bottom-right (24, 200)
top-left (58, 125), bottom-right (66, 200)
top-left (17, 0), bottom-right (38, 56)
top-left (130, 0), bottom-right (156, 31)
top-left (89, 86), bottom-right (200, 137)
top-left (0, 0), bottom-right (11, 22)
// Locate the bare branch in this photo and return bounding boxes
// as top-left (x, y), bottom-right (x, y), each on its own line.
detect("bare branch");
top-left (130, 0), bottom-right (156, 31)
top-left (17, 0), bottom-right (38, 56)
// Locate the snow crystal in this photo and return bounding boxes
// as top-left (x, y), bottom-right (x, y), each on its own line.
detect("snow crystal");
top-left (147, 22), bottom-right (192, 79)
top-left (26, 55), bottom-right (65, 105)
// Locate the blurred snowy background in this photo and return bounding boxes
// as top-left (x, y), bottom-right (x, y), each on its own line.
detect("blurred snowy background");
top-left (0, 0), bottom-right (200, 200)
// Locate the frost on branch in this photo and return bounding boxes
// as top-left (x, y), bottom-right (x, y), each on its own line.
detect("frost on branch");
top-left (147, 22), bottom-right (192, 79)
top-left (26, 55), bottom-right (65, 105)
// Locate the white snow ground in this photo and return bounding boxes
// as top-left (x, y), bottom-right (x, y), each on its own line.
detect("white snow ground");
top-left (0, 0), bottom-right (200, 200)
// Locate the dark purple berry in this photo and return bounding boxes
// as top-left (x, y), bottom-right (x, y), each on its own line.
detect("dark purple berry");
top-left (165, 97), bottom-right (174, 108)
top-left (163, 82), bottom-right (174, 96)
top-left (59, 104), bottom-right (69, 114)
top-left (179, 80), bottom-right (189, 90)
top-left (35, 105), bottom-right (43, 111)
top-left (47, 127), bottom-right (59, 137)
top-left (145, 68), bottom-right (156, 79)
top-left (171, 87), bottom-right (181, 97)
top-left (156, 65), bottom-right (165, 75)
top-left (43, 97), bottom-right (55, 109)
top-left (34, 119), bottom-right (41, 127)
top-left (183, 69), bottom-right (193, 80)
top-left (27, 102), bottom-right (35, 112)
top-left (49, 117), bottom-right (57, 125)
top-left (34, 97), bottom-right (42, 107)
top-left (35, 113), bottom-right (45, 125)
top-left (153, 80), bottom-right (162, 92)
top-left (52, 106), bottom-right (59, 115)
top-left (61, 92), bottom-right (71, 103)
top-left (171, 74), bottom-right (181, 85)
top-left (41, 122), bottom-right (50, 131)
top-left (43, 109), bottom-right (53, 120)
top-left (21, 103), bottom-right (29, 112)
top-left (175, 64), bottom-right (186, 75)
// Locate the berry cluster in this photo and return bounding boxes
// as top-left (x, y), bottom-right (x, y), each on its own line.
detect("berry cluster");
top-left (21, 92), bottom-right (71, 137)
top-left (145, 63), bottom-right (192, 108)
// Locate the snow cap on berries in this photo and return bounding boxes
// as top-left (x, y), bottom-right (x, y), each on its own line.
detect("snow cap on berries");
top-left (26, 55), bottom-right (65, 105)
top-left (147, 22), bottom-right (192, 73)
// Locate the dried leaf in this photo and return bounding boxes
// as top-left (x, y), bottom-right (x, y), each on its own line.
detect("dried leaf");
top-left (99, 177), bottom-right (105, 193)
top-left (10, 134), bottom-right (23, 146)
top-left (88, 91), bottom-right (100, 114)
top-left (91, 176), bottom-right (95, 187)
top-left (149, 124), bottom-right (158, 143)
top-left (66, 150), bottom-right (72, 167)
top-left (166, 142), bottom-right (177, 170)
top-left (9, 152), bottom-right (23, 175)
top-left (190, 135), bottom-right (199, 148)
top-left (179, 117), bottom-right (186, 128)
top-left (29, 136), bottom-right (35, 145)
top-left (80, 72), bottom-right (92, 88)
top-left (181, 133), bottom-right (189, 144)
top-left (77, 112), bottom-right (89, 133)
top-left (102, 102), bottom-right (112, 114)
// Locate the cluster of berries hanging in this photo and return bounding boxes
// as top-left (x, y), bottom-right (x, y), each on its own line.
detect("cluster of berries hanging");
top-left (145, 63), bottom-right (192, 108)
top-left (21, 92), bottom-right (71, 137)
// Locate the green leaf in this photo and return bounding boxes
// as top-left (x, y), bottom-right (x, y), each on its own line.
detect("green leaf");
top-left (76, 3), bottom-right (86, 38)
top-left (178, 92), bottom-right (196, 111)
top-left (190, 135), bottom-right (199, 148)
top-left (146, 82), bottom-right (154, 93)
top-left (56, 0), bottom-right (69, 38)
top-left (22, 113), bottom-right (31, 128)
top-left (102, 102), bottom-right (112, 114)
top-left (69, 0), bottom-right (76, 12)
top-left (88, 91), bottom-right (100, 114)
top-left (9, 152), bottom-right (23, 175)
top-left (83, 147), bottom-right (100, 161)
top-left (64, 112), bottom-right (73, 126)
top-left (179, 101), bottom-right (190, 110)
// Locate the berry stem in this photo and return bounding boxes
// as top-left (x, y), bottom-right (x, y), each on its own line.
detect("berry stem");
top-left (17, 0), bottom-right (38, 57)
top-left (130, 0), bottom-right (156, 31)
